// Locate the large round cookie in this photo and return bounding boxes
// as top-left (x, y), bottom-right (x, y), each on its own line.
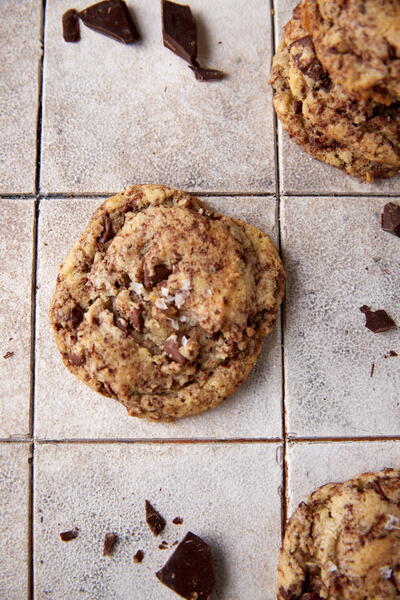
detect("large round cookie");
top-left (269, 5), bottom-right (400, 182)
top-left (50, 185), bottom-right (285, 421)
top-left (301, 0), bottom-right (400, 104)
top-left (277, 468), bottom-right (400, 600)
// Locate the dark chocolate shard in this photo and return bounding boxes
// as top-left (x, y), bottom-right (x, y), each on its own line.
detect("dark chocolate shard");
top-left (103, 532), bottom-right (118, 556)
top-left (189, 65), bottom-right (225, 81)
top-left (3, 351), bottom-right (14, 360)
top-left (172, 516), bottom-right (183, 524)
top-left (80, 0), bottom-right (140, 44)
top-left (381, 202), bottom-right (400, 237)
top-left (60, 529), bottom-right (79, 542)
top-left (162, 0), bottom-right (197, 64)
top-left (360, 306), bottom-right (396, 333)
top-left (145, 500), bottom-right (166, 536)
top-left (129, 307), bottom-right (144, 332)
top-left (133, 549), bottom-right (144, 563)
top-left (98, 213), bottom-right (114, 250)
top-left (163, 335), bottom-right (186, 364)
top-left (144, 263), bottom-right (172, 290)
top-left (156, 531), bottom-right (215, 600)
top-left (63, 9), bottom-right (81, 42)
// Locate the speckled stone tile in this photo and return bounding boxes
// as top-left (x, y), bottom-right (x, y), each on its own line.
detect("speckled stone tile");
top-left (273, 0), bottom-right (400, 195)
top-left (35, 195), bottom-right (282, 440)
top-left (0, 0), bottom-right (41, 194)
top-left (287, 440), bottom-right (400, 513)
top-left (282, 196), bottom-right (400, 438)
top-left (40, 0), bottom-right (275, 194)
top-left (0, 443), bottom-right (31, 599)
top-left (34, 442), bottom-right (282, 600)
top-left (0, 199), bottom-right (35, 438)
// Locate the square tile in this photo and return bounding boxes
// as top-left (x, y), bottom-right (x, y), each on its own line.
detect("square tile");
top-left (35, 195), bottom-right (282, 440)
top-left (287, 440), bottom-right (400, 513)
top-left (273, 0), bottom-right (400, 195)
top-left (40, 0), bottom-right (275, 194)
top-left (34, 442), bottom-right (282, 599)
top-left (0, 0), bottom-right (41, 194)
top-left (0, 443), bottom-right (31, 599)
top-left (0, 199), bottom-right (35, 438)
top-left (282, 196), bottom-right (399, 438)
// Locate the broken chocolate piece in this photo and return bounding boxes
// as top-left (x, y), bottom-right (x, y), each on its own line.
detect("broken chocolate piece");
top-left (156, 531), bottom-right (215, 600)
top-left (164, 335), bottom-right (186, 364)
top-left (62, 9), bottom-right (81, 42)
top-left (98, 213), bottom-right (114, 250)
top-left (133, 549), bottom-right (144, 563)
top-left (80, 0), bottom-right (140, 43)
top-left (60, 529), bottom-right (78, 541)
top-left (189, 65), bottom-right (225, 81)
top-left (3, 351), bottom-right (14, 360)
top-left (162, 0), bottom-right (197, 64)
top-left (381, 202), bottom-right (400, 237)
top-left (172, 516), bottom-right (183, 525)
top-left (144, 264), bottom-right (172, 290)
top-left (103, 532), bottom-right (118, 556)
top-left (360, 306), bottom-right (396, 333)
top-left (145, 500), bottom-right (166, 536)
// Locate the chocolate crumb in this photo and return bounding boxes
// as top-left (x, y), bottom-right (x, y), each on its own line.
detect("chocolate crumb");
top-left (80, 0), bottom-right (140, 43)
top-left (145, 500), bottom-right (166, 536)
top-left (159, 541), bottom-right (169, 549)
top-left (62, 9), bottom-right (81, 42)
top-left (98, 213), bottom-right (114, 250)
top-left (381, 202), bottom-right (400, 237)
top-left (370, 362), bottom-right (375, 377)
top-left (60, 529), bottom-right (78, 542)
top-left (133, 549), bottom-right (144, 563)
top-left (384, 350), bottom-right (398, 358)
top-left (172, 540), bottom-right (179, 546)
top-left (172, 516), bottom-right (183, 525)
top-left (189, 65), bottom-right (225, 81)
top-left (103, 532), bottom-right (118, 556)
top-left (3, 351), bottom-right (14, 360)
top-left (360, 306), bottom-right (396, 333)
top-left (156, 531), bottom-right (215, 600)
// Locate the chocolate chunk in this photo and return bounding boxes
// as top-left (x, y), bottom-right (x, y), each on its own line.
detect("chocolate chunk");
top-left (144, 264), bottom-right (172, 290)
top-left (70, 306), bottom-right (84, 328)
top-left (172, 516), bottom-right (183, 524)
top-left (68, 352), bottom-right (85, 366)
top-left (80, 0), bottom-right (140, 44)
top-left (381, 202), bottom-right (400, 237)
top-left (360, 306), bottom-right (396, 333)
top-left (145, 500), bottom-right (166, 536)
top-left (189, 65), bottom-right (225, 81)
top-left (290, 36), bottom-right (328, 83)
top-left (156, 531), bottom-right (215, 600)
top-left (301, 594), bottom-right (321, 600)
top-left (98, 213), bottom-right (114, 250)
top-left (162, 0), bottom-right (197, 64)
top-left (103, 532), bottom-right (118, 556)
top-left (164, 335), bottom-right (186, 364)
top-left (293, 100), bottom-right (303, 114)
top-left (60, 529), bottom-right (78, 541)
top-left (130, 307), bottom-right (143, 332)
top-left (133, 549), bottom-right (144, 563)
top-left (62, 9), bottom-right (81, 42)
top-left (3, 351), bottom-right (14, 360)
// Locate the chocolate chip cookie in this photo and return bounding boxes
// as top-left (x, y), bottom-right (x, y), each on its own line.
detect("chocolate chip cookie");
top-left (278, 468), bottom-right (400, 600)
top-left (50, 185), bottom-right (285, 421)
top-left (301, 0), bottom-right (400, 104)
top-left (269, 5), bottom-right (400, 182)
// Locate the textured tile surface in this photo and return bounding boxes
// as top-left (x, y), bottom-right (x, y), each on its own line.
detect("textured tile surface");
top-left (0, 0), bottom-right (41, 193)
top-left (35, 195), bottom-right (282, 440)
top-left (287, 440), bottom-right (400, 513)
top-left (274, 0), bottom-right (400, 195)
top-left (40, 0), bottom-right (275, 194)
top-left (35, 442), bottom-right (282, 600)
top-left (0, 443), bottom-right (30, 599)
top-left (282, 197), bottom-right (400, 438)
top-left (0, 199), bottom-right (34, 438)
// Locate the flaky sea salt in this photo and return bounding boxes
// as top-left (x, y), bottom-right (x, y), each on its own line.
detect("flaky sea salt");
top-left (174, 291), bottom-right (186, 308)
top-left (181, 279), bottom-right (191, 291)
top-left (161, 286), bottom-right (169, 297)
top-left (326, 561), bottom-right (338, 573)
top-left (155, 298), bottom-right (168, 310)
top-left (131, 281), bottom-right (144, 295)
top-left (385, 514), bottom-right (400, 530)
top-left (170, 320), bottom-right (179, 330)
top-left (181, 336), bottom-right (189, 346)
top-left (179, 315), bottom-right (188, 323)
top-left (380, 566), bottom-right (392, 579)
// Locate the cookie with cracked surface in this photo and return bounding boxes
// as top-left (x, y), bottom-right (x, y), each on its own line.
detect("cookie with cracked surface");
top-left (50, 185), bottom-right (285, 422)
top-left (301, 0), bottom-right (400, 104)
top-left (269, 5), bottom-right (400, 182)
top-left (277, 467), bottom-right (400, 600)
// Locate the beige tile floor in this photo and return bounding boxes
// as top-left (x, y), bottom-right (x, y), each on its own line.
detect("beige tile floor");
top-left (0, 0), bottom-right (399, 598)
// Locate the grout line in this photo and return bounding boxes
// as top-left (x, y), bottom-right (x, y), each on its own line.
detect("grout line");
top-left (28, 443), bottom-right (34, 600)
top-left (34, 0), bottom-right (47, 196)
top-left (0, 194), bottom-right (37, 200)
top-left (37, 191), bottom-right (278, 199)
top-left (281, 192), bottom-right (400, 198)
top-left (287, 436), bottom-right (400, 443)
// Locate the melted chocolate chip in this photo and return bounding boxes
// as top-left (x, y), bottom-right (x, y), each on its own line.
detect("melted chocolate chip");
top-left (70, 306), bottom-right (84, 328)
top-left (133, 549), bottom-right (144, 563)
top-left (98, 213), bottom-right (114, 250)
top-left (103, 532), bottom-right (118, 556)
top-left (68, 352), bottom-right (85, 366)
top-left (162, 0), bottom-right (197, 64)
top-left (293, 100), bottom-right (303, 114)
top-left (360, 306), bottom-right (396, 333)
top-left (156, 531), bottom-right (215, 600)
top-left (80, 0), bottom-right (140, 43)
top-left (62, 9), bottom-right (81, 42)
top-left (144, 264), bottom-right (172, 290)
top-left (381, 202), bottom-right (400, 237)
top-left (189, 65), bottom-right (225, 81)
top-left (145, 500), bottom-right (166, 536)
top-left (60, 529), bottom-right (78, 542)
top-left (163, 336), bottom-right (186, 364)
